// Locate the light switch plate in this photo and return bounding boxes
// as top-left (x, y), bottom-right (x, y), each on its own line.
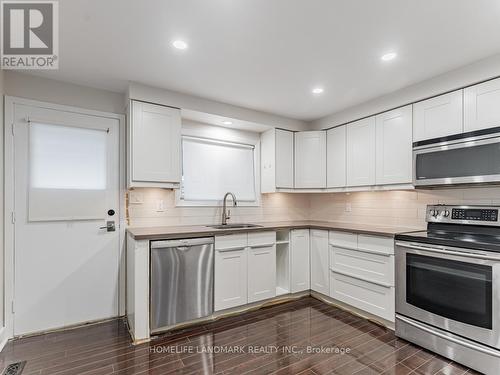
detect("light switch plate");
top-left (129, 191), bottom-right (144, 204)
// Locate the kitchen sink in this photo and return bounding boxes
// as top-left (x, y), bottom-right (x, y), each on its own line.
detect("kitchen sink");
top-left (207, 224), bottom-right (263, 229)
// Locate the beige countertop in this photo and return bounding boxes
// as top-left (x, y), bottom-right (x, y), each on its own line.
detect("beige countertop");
top-left (127, 220), bottom-right (423, 240)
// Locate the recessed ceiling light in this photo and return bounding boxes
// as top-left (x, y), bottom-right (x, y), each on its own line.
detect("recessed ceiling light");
top-left (222, 120), bottom-right (233, 125)
top-left (381, 52), bottom-right (397, 61)
top-left (312, 87), bottom-right (324, 95)
top-left (172, 40), bottom-right (188, 50)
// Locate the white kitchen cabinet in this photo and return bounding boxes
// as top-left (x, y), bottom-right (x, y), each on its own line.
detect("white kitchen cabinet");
top-left (375, 105), bottom-right (413, 185)
top-left (310, 230), bottom-right (329, 295)
top-left (346, 117), bottom-right (376, 187)
top-left (214, 234), bottom-right (248, 311)
top-left (290, 229), bottom-right (310, 292)
top-left (464, 78), bottom-right (500, 132)
top-left (261, 129), bottom-right (294, 192)
top-left (294, 131), bottom-right (327, 188)
top-left (327, 126), bottom-right (346, 188)
top-left (248, 244), bottom-right (276, 303)
top-left (128, 100), bottom-right (181, 188)
top-left (413, 90), bottom-right (463, 142)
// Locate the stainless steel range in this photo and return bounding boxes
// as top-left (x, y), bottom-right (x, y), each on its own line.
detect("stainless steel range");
top-left (395, 205), bottom-right (500, 375)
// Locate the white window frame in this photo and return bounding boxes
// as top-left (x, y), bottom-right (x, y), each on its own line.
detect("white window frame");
top-left (176, 124), bottom-right (261, 207)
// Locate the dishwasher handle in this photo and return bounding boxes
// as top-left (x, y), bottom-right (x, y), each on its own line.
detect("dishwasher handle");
top-left (151, 237), bottom-right (214, 249)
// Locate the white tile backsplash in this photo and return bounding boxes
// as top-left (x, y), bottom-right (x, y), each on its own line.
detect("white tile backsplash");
top-left (127, 187), bottom-right (500, 228)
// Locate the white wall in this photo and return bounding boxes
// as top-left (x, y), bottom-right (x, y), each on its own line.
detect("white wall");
top-left (310, 53), bottom-right (500, 129)
top-left (4, 72), bottom-right (125, 114)
top-left (0, 69), bottom-right (4, 327)
top-left (128, 82), bottom-right (308, 132)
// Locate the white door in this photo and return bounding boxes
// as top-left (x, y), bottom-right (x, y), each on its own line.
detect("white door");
top-left (275, 129), bottom-right (294, 189)
top-left (413, 90), bottom-right (463, 142)
top-left (214, 248), bottom-right (248, 311)
top-left (346, 117), bottom-right (376, 187)
top-left (310, 230), bottom-right (329, 295)
top-left (464, 78), bottom-right (500, 132)
top-left (294, 131), bottom-right (326, 188)
top-left (12, 102), bottom-right (121, 336)
top-left (290, 229), bottom-right (310, 293)
top-left (130, 100), bottom-right (181, 185)
top-left (327, 125), bottom-right (346, 188)
top-left (375, 105), bottom-right (413, 185)
top-left (248, 244), bottom-right (276, 303)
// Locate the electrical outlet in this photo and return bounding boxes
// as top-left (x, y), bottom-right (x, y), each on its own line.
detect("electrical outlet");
top-left (345, 202), bottom-right (352, 212)
top-left (129, 191), bottom-right (144, 204)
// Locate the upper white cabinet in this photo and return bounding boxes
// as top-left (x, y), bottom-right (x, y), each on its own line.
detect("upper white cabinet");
top-left (375, 105), bottom-right (413, 185)
top-left (327, 126), bottom-right (346, 188)
top-left (346, 117), bottom-right (376, 187)
top-left (413, 90), bottom-right (463, 142)
top-left (295, 131), bottom-right (327, 188)
top-left (290, 229), bottom-right (310, 293)
top-left (310, 230), bottom-right (329, 296)
top-left (464, 78), bottom-right (500, 132)
top-left (261, 129), bottom-right (294, 192)
top-left (128, 100), bottom-right (181, 188)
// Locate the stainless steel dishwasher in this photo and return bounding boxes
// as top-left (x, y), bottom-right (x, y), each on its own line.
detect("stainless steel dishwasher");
top-left (150, 237), bottom-right (214, 333)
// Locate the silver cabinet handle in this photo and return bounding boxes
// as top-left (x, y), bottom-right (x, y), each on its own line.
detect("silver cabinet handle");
top-left (249, 243), bottom-right (275, 249)
top-left (395, 241), bottom-right (500, 261)
top-left (216, 246), bottom-right (246, 253)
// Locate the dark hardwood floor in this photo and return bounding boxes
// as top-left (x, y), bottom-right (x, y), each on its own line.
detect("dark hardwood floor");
top-left (0, 297), bottom-right (480, 375)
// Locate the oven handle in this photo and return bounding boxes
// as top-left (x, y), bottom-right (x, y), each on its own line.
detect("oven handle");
top-left (397, 315), bottom-right (500, 358)
top-left (395, 241), bottom-right (500, 261)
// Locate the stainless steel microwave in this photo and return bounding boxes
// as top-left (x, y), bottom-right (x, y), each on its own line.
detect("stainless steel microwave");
top-left (413, 128), bottom-right (500, 187)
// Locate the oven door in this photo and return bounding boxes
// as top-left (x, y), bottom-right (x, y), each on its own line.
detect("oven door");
top-left (395, 241), bottom-right (500, 349)
top-left (413, 134), bottom-right (500, 186)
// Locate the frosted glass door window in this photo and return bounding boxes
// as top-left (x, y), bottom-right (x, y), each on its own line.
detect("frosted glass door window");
top-left (28, 122), bottom-right (108, 221)
top-left (181, 137), bottom-right (256, 202)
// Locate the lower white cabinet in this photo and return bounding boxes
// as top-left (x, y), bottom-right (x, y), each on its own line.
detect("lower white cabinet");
top-left (248, 232), bottom-right (276, 303)
top-left (290, 229), bottom-right (310, 292)
top-left (214, 246), bottom-right (248, 311)
top-left (310, 230), bottom-right (329, 295)
top-left (329, 230), bottom-right (395, 322)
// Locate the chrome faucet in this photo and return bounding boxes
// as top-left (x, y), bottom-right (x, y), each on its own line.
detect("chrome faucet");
top-left (221, 192), bottom-right (237, 225)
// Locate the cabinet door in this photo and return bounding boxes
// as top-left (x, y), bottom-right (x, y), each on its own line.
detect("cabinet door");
top-left (214, 248), bottom-right (248, 311)
top-left (464, 78), bottom-right (500, 132)
top-left (375, 105), bottom-right (413, 185)
top-left (310, 230), bottom-right (329, 295)
top-left (290, 229), bottom-right (310, 292)
top-left (131, 101), bottom-right (181, 184)
top-left (413, 90), bottom-right (463, 142)
top-left (346, 117), bottom-right (376, 186)
top-left (248, 245), bottom-right (276, 303)
top-left (294, 131), bottom-right (326, 188)
top-left (275, 129), bottom-right (294, 188)
top-left (327, 126), bottom-right (346, 188)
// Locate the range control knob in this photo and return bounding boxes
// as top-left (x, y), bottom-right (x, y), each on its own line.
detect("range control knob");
top-left (443, 210), bottom-right (450, 217)
top-left (432, 209), bottom-right (440, 218)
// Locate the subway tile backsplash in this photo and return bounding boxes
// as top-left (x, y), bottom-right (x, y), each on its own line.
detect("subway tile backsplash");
top-left (127, 187), bottom-right (500, 228)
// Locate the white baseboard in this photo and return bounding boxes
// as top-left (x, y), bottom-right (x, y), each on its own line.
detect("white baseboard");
top-left (0, 327), bottom-right (10, 353)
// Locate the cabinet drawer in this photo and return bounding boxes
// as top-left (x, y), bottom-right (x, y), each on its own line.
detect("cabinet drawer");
top-left (215, 234), bottom-right (247, 251)
top-left (357, 235), bottom-right (394, 255)
top-left (329, 231), bottom-right (357, 249)
top-left (330, 246), bottom-right (394, 286)
top-left (330, 271), bottom-right (395, 322)
top-left (248, 231), bottom-right (275, 247)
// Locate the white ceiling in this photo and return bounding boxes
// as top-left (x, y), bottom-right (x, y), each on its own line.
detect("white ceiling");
top-left (30, 0), bottom-right (500, 121)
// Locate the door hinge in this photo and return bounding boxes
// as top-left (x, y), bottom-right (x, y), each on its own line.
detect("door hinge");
top-left (11, 211), bottom-right (15, 224)
top-left (11, 301), bottom-right (14, 314)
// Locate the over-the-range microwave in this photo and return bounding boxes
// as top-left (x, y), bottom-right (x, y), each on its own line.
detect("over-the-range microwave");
top-left (413, 127), bottom-right (500, 187)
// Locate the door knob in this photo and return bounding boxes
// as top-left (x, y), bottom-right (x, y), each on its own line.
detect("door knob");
top-left (100, 221), bottom-right (116, 232)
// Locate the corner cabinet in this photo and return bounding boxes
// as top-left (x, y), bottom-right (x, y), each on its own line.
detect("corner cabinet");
top-left (261, 128), bottom-right (294, 192)
top-left (375, 105), bottom-right (413, 185)
top-left (346, 117), bottom-right (376, 187)
top-left (327, 126), bottom-right (346, 188)
top-left (413, 90), bottom-right (463, 142)
top-left (290, 229), bottom-right (310, 292)
top-left (464, 78), bottom-right (500, 132)
top-left (310, 229), bottom-right (329, 295)
top-left (294, 131), bottom-right (327, 188)
top-left (127, 100), bottom-right (181, 188)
